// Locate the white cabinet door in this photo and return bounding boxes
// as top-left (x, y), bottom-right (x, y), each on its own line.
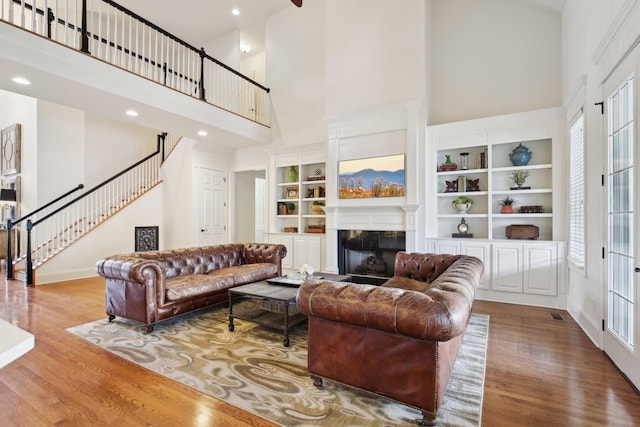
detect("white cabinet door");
top-left (427, 239), bottom-right (491, 290)
top-left (307, 235), bottom-right (323, 271)
top-left (267, 233), bottom-right (294, 271)
top-left (437, 241), bottom-right (461, 255)
top-left (293, 234), bottom-right (323, 272)
top-left (460, 242), bottom-right (491, 290)
top-left (492, 244), bottom-right (523, 293)
top-left (523, 244), bottom-right (557, 295)
top-left (280, 234), bottom-right (294, 271)
top-left (293, 235), bottom-right (307, 269)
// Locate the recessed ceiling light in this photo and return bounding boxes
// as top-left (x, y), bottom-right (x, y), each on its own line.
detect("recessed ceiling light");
top-left (232, 8), bottom-right (240, 16)
top-left (12, 76), bottom-right (31, 85)
top-left (126, 109), bottom-right (138, 117)
top-left (198, 130), bottom-right (208, 137)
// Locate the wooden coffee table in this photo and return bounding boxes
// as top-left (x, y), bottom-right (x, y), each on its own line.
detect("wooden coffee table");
top-left (228, 274), bottom-right (351, 347)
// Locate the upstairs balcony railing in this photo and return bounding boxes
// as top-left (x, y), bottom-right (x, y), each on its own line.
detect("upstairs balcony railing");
top-left (1, 0), bottom-right (271, 126)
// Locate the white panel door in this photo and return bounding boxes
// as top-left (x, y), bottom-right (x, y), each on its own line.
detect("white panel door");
top-left (198, 168), bottom-right (227, 245)
top-left (254, 176), bottom-right (266, 242)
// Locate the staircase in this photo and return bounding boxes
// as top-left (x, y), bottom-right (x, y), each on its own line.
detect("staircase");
top-left (8, 133), bottom-right (180, 285)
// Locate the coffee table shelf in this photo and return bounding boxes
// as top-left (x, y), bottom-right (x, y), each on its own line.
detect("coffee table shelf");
top-left (228, 274), bottom-right (351, 347)
top-left (228, 282), bottom-right (303, 347)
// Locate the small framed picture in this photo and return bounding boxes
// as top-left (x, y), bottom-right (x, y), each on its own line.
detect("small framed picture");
top-left (1, 123), bottom-right (21, 176)
top-left (135, 226), bottom-right (159, 251)
top-left (285, 186), bottom-right (299, 199)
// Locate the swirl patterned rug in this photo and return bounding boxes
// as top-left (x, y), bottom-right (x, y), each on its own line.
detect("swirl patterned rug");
top-left (67, 303), bottom-right (488, 427)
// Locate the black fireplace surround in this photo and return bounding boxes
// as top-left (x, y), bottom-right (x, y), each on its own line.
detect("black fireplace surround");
top-left (338, 230), bottom-right (406, 285)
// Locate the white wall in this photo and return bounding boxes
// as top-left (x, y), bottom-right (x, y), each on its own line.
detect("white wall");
top-left (202, 30), bottom-right (241, 71)
top-left (325, 0), bottom-right (427, 118)
top-left (266, 0), bottom-right (326, 148)
top-left (161, 138), bottom-right (196, 249)
top-left (240, 51), bottom-right (266, 86)
top-left (84, 114), bottom-right (157, 186)
top-left (429, 0), bottom-right (562, 125)
top-left (36, 101), bottom-right (84, 207)
top-left (234, 171), bottom-right (257, 243)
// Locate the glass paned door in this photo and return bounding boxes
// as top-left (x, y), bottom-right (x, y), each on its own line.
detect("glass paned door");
top-left (607, 74), bottom-right (635, 350)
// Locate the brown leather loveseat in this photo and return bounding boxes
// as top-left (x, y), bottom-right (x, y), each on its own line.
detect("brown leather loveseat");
top-left (296, 252), bottom-right (483, 426)
top-left (96, 243), bottom-right (287, 332)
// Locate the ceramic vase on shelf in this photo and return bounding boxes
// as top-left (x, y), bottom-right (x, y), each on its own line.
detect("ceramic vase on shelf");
top-left (288, 166), bottom-right (298, 182)
top-left (509, 144), bottom-right (532, 166)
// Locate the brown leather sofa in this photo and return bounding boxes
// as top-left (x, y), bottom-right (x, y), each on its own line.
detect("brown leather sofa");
top-left (95, 243), bottom-right (287, 332)
top-left (296, 252), bottom-right (483, 426)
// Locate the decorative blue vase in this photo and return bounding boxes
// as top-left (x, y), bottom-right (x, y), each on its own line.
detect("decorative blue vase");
top-left (509, 144), bottom-right (532, 166)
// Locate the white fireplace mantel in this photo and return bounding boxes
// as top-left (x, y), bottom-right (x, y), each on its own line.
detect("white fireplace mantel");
top-left (322, 100), bottom-right (426, 274)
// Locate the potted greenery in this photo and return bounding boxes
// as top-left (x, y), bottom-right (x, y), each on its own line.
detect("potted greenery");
top-left (499, 196), bottom-right (515, 213)
top-left (511, 170), bottom-right (530, 189)
top-left (452, 196), bottom-right (473, 212)
top-left (286, 202), bottom-right (296, 214)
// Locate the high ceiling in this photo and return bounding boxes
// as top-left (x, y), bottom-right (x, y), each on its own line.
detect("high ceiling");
top-left (0, 0), bottom-right (568, 147)
top-left (115, 0), bottom-right (566, 56)
top-left (116, 0), bottom-right (291, 55)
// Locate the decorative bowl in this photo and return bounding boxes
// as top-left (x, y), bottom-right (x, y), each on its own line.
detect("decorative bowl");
top-left (453, 202), bottom-right (471, 212)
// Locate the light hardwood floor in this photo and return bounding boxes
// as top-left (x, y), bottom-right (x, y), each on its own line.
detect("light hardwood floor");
top-left (0, 276), bottom-right (639, 426)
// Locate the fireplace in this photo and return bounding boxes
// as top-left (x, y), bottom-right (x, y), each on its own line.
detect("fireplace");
top-left (338, 230), bottom-right (406, 285)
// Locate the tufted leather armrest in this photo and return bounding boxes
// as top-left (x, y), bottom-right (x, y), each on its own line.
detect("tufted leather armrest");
top-left (243, 243), bottom-right (288, 276)
top-left (297, 255), bottom-right (483, 341)
top-left (392, 252), bottom-right (462, 282)
top-left (96, 254), bottom-right (167, 302)
top-left (96, 254), bottom-right (164, 283)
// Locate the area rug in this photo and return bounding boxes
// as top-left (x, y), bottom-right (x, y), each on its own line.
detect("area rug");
top-left (67, 304), bottom-right (488, 426)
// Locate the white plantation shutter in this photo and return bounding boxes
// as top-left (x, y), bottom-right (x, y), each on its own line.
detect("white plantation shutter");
top-left (568, 112), bottom-right (585, 268)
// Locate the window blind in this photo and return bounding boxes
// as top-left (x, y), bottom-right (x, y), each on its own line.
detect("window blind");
top-left (568, 112), bottom-right (585, 268)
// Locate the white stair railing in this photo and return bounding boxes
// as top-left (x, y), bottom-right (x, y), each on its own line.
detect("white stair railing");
top-left (11, 133), bottom-right (173, 285)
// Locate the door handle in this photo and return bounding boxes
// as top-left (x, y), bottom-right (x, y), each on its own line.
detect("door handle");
top-left (635, 267), bottom-right (640, 272)
top-left (201, 229), bottom-right (206, 232)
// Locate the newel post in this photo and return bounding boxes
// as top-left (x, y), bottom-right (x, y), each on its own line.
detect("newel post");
top-left (5, 220), bottom-right (13, 280)
top-left (25, 220), bottom-right (33, 286)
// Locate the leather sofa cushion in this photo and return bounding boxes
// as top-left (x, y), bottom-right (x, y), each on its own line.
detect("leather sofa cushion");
top-left (165, 274), bottom-right (235, 301)
top-left (383, 276), bottom-right (432, 292)
top-left (213, 263), bottom-right (278, 285)
top-left (165, 263), bottom-right (278, 301)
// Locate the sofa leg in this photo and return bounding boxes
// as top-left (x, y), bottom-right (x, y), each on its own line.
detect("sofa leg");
top-left (311, 375), bottom-right (323, 389)
top-left (107, 314), bottom-right (115, 322)
top-left (144, 325), bottom-right (154, 334)
top-left (416, 411), bottom-right (436, 426)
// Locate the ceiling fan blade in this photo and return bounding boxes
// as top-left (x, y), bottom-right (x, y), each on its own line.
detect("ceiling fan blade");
top-left (291, 0), bottom-right (302, 7)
